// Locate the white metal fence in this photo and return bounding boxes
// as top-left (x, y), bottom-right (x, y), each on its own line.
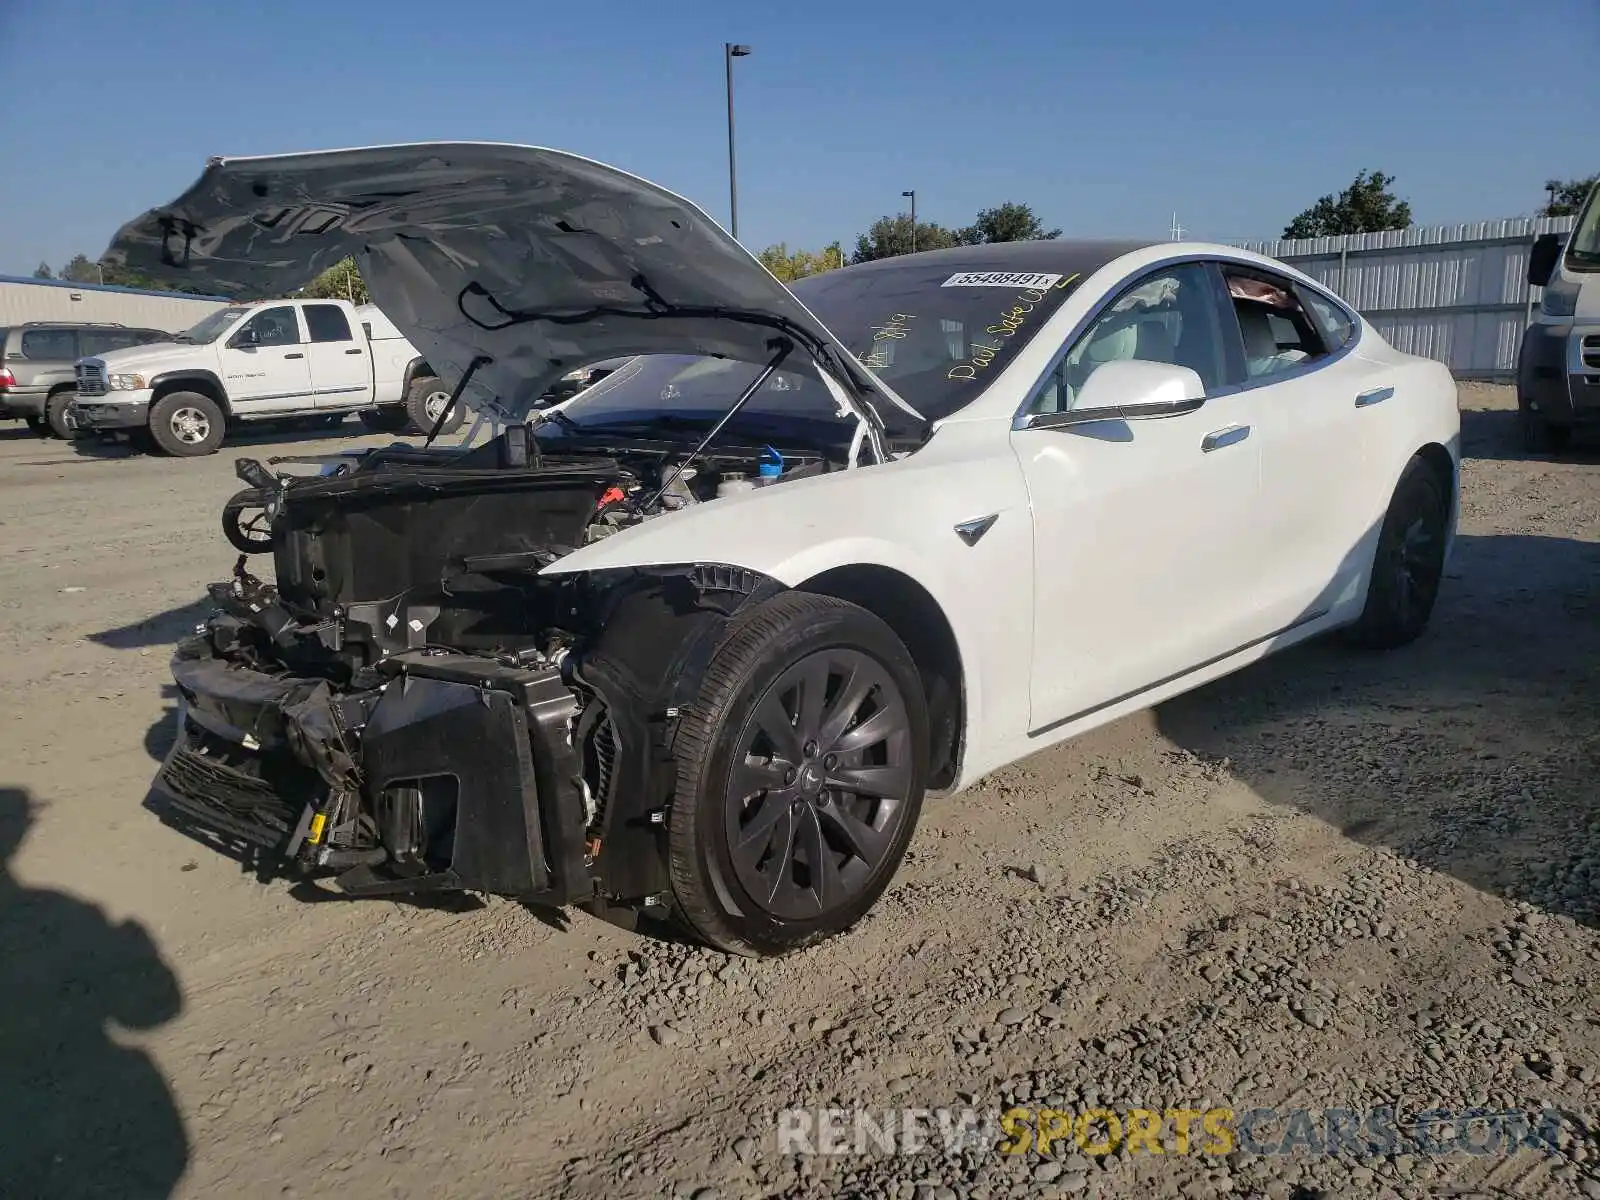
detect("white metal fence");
top-left (1234, 216), bottom-right (1578, 379)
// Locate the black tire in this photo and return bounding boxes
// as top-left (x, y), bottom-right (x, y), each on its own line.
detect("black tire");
top-left (44, 390), bottom-right (77, 440)
top-left (221, 488), bottom-right (274, 554)
top-left (667, 592), bottom-right (930, 956)
top-left (1518, 395), bottom-right (1572, 455)
top-left (403, 377), bottom-right (462, 436)
top-left (148, 391), bottom-right (225, 457)
top-left (359, 407), bottom-right (409, 433)
top-left (1343, 456), bottom-right (1450, 651)
top-left (24, 414), bottom-right (48, 438)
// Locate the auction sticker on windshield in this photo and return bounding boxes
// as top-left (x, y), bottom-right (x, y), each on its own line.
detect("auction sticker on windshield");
top-left (941, 271), bottom-right (1063, 289)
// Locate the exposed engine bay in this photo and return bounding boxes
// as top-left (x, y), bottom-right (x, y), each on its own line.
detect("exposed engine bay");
top-left (160, 422), bottom-right (833, 915)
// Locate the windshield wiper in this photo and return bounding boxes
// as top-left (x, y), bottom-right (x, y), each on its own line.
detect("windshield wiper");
top-left (530, 407), bottom-right (584, 436)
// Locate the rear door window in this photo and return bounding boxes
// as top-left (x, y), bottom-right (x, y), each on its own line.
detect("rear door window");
top-left (303, 304), bottom-right (354, 343)
top-left (1217, 266), bottom-right (1332, 380)
top-left (20, 329), bottom-right (79, 360)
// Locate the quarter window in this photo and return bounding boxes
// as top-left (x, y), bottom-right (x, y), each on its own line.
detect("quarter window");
top-left (1028, 263), bottom-right (1225, 415)
top-left (304, 304), bottom-right (354, 343)
top-left (1220, 266), bottom-right (1330, 379)
top-left (240, 307), bottom-right (301, 348)
top-left (1300, 289), bottom-right (1354, 351)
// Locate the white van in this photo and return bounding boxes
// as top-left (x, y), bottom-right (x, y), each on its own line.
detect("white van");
top-left (1518, 182), bottom-right (1600, 452)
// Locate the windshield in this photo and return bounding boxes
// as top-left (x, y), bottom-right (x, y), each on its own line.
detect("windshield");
top-left (1567, 184), bottom-right (1600, 270)
top-left (178, 307), bottom-right (250, 343)
top-left (560, 256), bottom-right (1094, 438)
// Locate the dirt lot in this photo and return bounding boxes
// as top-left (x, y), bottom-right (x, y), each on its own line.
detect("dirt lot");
top-left (1, 384), bottom-right (1597, 1200)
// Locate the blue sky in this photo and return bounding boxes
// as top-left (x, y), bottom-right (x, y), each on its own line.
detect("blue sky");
top-left (1, 0), bottom-right (1595, 275)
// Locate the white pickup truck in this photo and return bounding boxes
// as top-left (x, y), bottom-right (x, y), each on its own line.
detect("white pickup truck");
top-left (70, 297), bottom-right (458, 455)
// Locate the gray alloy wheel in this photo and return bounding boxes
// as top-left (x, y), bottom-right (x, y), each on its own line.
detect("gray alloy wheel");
top-left (148, 391), bottom-right (226, 456)
top-left (723, 647), bottom-right (917, 921)
top-left (666, 591), bottom-right (930, 956)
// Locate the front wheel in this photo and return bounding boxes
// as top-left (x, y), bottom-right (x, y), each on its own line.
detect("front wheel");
top-left (667, 593), bottom-right (929, 956)
top-left (45, 391), bottom-right (77, 440)
top-left (148, 392), bottom-right (225, 457)
top-left (1343, 456), bottom-right (1450, 650)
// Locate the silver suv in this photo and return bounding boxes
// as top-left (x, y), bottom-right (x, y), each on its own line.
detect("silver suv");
top-left (0, 322), bottom-right (171, 438)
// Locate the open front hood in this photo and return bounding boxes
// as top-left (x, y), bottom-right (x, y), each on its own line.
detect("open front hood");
top-left (100, 141), bottom-right (922, 430)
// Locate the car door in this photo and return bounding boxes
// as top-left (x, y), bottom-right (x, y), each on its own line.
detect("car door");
top-left (221, 305), bottom-right (311, 413)
top-left (1214, 263), bottom-right (1387, 632)
top-left (300, 303), bottom-right (373, 408)
top-left (1010, 260), bottom-right (1269, 734)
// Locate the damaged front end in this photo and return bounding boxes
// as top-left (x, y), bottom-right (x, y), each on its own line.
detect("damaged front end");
top-left (156, 429), bottom-right (789, 913)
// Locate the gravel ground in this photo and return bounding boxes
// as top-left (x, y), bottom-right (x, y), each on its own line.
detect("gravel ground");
top-left (0, 384), bottom-right (1596, 1200)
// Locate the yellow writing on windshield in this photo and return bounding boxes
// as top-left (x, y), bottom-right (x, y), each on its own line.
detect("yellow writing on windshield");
top-left (862, 313), bottom-right (916, 369)
top-left (949, 272), bottom-right (1081, 381)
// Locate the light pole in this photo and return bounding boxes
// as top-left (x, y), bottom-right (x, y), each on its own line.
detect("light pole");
top-left (902, 189), bottom-right (916, 253)
top-left (725, 43), bottom-right (752, 240)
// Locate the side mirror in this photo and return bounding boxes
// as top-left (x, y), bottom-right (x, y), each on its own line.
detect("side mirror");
top-left (1528, 233), bottom-right (1561, 288)
top-left (1031, 358), bottom-right (1206, 428)
top-left (230, 326), bottom-right (260, 348)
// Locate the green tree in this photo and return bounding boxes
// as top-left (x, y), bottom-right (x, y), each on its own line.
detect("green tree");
top-left (757, 241), bottom-right (846, 283)
top-left (59, 254), bottom-right (101, 284)
top-left (32, 262), bottom-right (53, 280)
top-left (1282, 170), bottom-right (1412, 240)
top-left (957, 202), bottom-right (1062, 245)
top-left (1542, 175), bottom-right (1598, 217)
top-left (97, 260), bottom-right (180, 291)
top-left (850, 215), bottom-right (959, 264)
top-left (300, 257), bottom-right (369, 305)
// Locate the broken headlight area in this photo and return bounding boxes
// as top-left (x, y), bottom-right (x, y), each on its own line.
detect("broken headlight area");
top-left (153, 427), bottom-right (804, 912)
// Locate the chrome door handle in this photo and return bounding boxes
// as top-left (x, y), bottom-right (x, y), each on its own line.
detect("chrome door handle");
top-left (1201, 424), bottom-right (1251, 452)
top-left (1355, 386), bottom-right (1393, 407)
top-left (284, 352), bottom-right (305, 360)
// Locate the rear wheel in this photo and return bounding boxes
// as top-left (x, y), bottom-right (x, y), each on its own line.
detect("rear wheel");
top-left (1343, 456), bottom-right (1450, 650)
top-left (24, 414), bottom-right (47, 437)
top-left (667, 593), bottom-right (929, 956)
top-left (404, 378), bottom-right (462, 435)
top-left (45, 390), bottom-right (77, 440)
top-left (148, 391), bottom-right (225, 457)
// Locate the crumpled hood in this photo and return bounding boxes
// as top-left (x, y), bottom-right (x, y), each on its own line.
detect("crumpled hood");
top-left (99, 141), bottom-right (922, 429)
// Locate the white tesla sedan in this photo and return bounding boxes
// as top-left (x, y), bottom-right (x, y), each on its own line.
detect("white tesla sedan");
top-left (107, 144), bottom-right (1460, 955)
